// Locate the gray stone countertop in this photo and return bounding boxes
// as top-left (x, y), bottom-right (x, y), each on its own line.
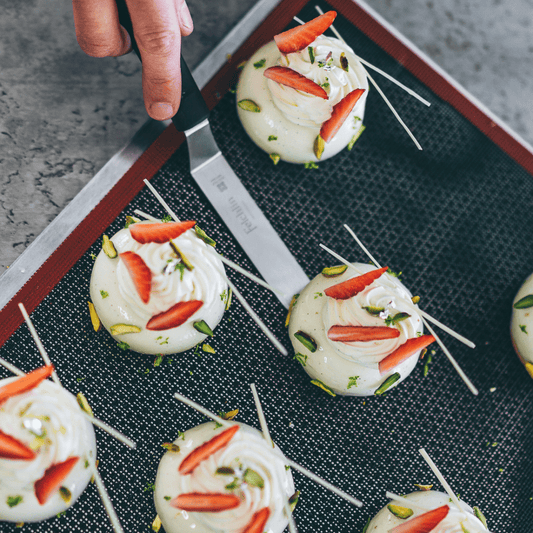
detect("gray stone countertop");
top-left (0, 0), bottom-right (532, 275)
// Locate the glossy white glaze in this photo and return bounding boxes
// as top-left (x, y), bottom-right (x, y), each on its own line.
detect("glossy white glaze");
top-left (510, 271), bottom-right (533, 374)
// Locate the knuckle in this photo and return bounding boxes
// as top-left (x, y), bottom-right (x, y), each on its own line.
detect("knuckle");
top-left (136, 28), bottom-right (178, 56)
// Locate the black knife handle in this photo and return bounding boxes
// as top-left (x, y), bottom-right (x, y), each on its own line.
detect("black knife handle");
top-left (115, 0), bottom-right (209, 131)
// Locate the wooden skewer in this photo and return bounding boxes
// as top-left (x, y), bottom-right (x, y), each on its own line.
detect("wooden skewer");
top-left (250, 384), bottom-right (298, 533)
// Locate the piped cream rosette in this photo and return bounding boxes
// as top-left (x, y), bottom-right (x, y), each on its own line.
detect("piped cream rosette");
top-left (288, 263), bottom-right (435, 397)
top-left (366, 491), bottom-right (488, 533)
top-left (154, 422), bottom-right (295, 533)
top-left (236, 34), bottom-right (368, 164)
top-left (90, 220), bottom-right (227, 354)
top-left (0, 377), bottom-right (96, 522)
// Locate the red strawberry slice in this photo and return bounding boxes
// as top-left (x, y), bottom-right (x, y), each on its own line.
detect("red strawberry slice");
top-left (146, 300), bottom-right (203, 331)
top-left (34, 456), bottom-right (79, 505)
top-left (171, 492), bottom-right (240, 512)
top-left (328, 325), bottom-right (400, 342)
top-left (243, 507), bottom-right (271, 533)
top-left (379, 335), bottom-right (436, 374)
top-left (274, 11), bottom-right (337, 54)
top-left (179, 425), bottom-right (239, 475)
top-left (120, 251), bottom-right (152, 304)
top-left (389, 505), bottom-right (450, 533)
top-left (264, 66), bottom-right (328, 99)
top-left (0, 365), bottom-right (54, 405)
top-left (324, 266), bottom-right (388, 300)
top-left (0, 430), bottom-right (36, 460)
top-left (130, 221), bottom-right (196, 244)
top-left (320, 89), bottom-right (365, 143)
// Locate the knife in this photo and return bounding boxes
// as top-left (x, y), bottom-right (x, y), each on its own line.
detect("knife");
top-left (116, 2), bottom-right (309, 308)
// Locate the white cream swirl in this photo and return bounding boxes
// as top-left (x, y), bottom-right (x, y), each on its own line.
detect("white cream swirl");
top-left (0, 379), bottom-right (96, 522)
top-left (268, 36), bottom-right (367, 127)
top-left (114, 225), bottom-right (226, 321)
top-left (324, 266), bottom-right (423, 367)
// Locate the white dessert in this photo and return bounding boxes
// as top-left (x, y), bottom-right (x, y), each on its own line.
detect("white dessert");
top-left (366, 491), bottom-right (487, 532)
top-left (288, 263), bottom-right (424, 396)
top-left (237, 36), bottom-right (368, 164)
top-left (510, 271), bottom-right (533, 378)
top-left (0, 378), bottom-right (96, 522)
top-left (90, 220), bottom-right (227, 354)
top-left (154, 422), bottom-right (295, 533)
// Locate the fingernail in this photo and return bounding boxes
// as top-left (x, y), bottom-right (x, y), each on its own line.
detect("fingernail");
top-left (149, 102), bottom-right (174, 121)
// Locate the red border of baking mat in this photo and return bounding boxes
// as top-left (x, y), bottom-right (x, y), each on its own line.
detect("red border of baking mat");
top-left (1, 0), bottom-right (531, 347)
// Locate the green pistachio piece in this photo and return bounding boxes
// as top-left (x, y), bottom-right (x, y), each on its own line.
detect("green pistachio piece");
top-left (161, 442), bottom-right (180, 453)
top-left (59, 487), bottom-right (72, 504)
top-left (268, 135), bottom-right (278, 141)
top-left (375, 372), bottom-right (401, 395)
top-left (285, 293), bottom-right (299, 327)
top-left (473, 507), bottom-right (487, 528)
top-left (514, 294), bottom-right (533, 309)
top-left (225, 288), bottom-right (233, 311)
top-left (88, 301), bottom-right (101, 332)
top-left (414, 483), bottom-right (433, 491)
top-left (77, 392), bottom-right (93, 416)
top-left (313, 135), bottom-right (325, 160)
top-left (362, 517), bottom-right (371, 533)
top-left (202, 344), bottom-right (216, 354)
top-left (169, 240), bottom-right (194, 271)
top-left (411, 295), bottom-right (421, 304)
top-left (385, 312), bottom-right (411, 326)
top-left (243, 468), bottom-right (264, 488)
top-left (238, 99), bottom-right (261, 112)
top-left (110, 323), bottom-right (141, 335)
top-left (310, 379), bottom-right (336, 397)
top-left (347, 376), bottom-right (359, 389)
top-left (221, 409), bottom-right (239, 420)
top-left (308, 46), bottom-right (315, 64)
top-left (423, 353), bottom-right (433, 377)
top-left (340, 52), bottom-right (349, 71)
top-left (152, 514), bottom-right (162, 532)
top-left (7, 496), bottom-right (23, 508)
top-left (363, 305), bottom-right (385, 316)
top-left (461, 525), bottom-right (471, 533)
top-left (270, 153), bottom-right (281, 165)
top-left (253, 59), bottom-right (266, 69)
top-left (215, 466), bottom-right (235, 476)
top-left (294, 330), bottom-right (317, 352)
top-left (321, 265), bottom-right (348, 278)
top-left (289, 490), bottom-right (300, 511)
top-left (387, 504), bottom-right (413, 519)
top-left (347, 124), bottom-right (366, 151)
top-left (225, 479), bottom-right (241, 490)
top-left (102, 235), bottom-right (117, 259)
top-left (293, 353), bottom-right (308, 366)
top-left (195, 225), bottom-right (216, 247)
top-left (193, 320), bottom-right (214, 337)
top-left (125, 215), bottom-right (141, 228)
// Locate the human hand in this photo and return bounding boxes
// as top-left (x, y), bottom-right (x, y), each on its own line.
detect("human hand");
top-left (73, 0), bottom-right (194, 121)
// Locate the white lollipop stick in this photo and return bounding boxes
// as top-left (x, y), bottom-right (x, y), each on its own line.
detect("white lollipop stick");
top-left (0, 356), bottom-right (24, 376)
top-left (249, 384), bottom-right (298, 533)
top-left (143, 179), bottom-right (181, 222)
top-left (91, 463), bottom-right (125, 533)
top-left (173, 392), bottom-right (232, 428)
top-left (419, 449), bottom-right (461, 509)
top-left (133, 209), bottom-right (159, 222)
top-left (313, 6), bottom-right (431, 107)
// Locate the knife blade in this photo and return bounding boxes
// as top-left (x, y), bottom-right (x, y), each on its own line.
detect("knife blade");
top-left (117, 2), bottom-right (309, 308)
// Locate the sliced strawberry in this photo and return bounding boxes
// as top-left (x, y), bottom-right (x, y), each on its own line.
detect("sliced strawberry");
top-left (0, 365), bottom-right (54, 405)
top-left (320, 89), bottom-right (365, 143)
top-left (0, 430), bottom-right (36, 460)
top-left (264, 66), bottom-right (327, 99)
top-left (34, 456), bottom-right (79, 505)
top-left (130, 221), bottom-right (196, 244)
top-left (379, 335), bottom-right (436, 374)
top-left (389, 505), bottom-right (450, 533)
top-left (171, 492), bottom-right (240, 512)
top-left (179, 425), bottom-right (239, 475)
top-left (243, 507), bottom-right (270, 533)
top-left (146, 300), bottom-right (203, 331)
top-left (324, 266), bottom-right (388, 300)
top-left (120, 251), bottom-right (152, 304)
top-left (328, 325), bottom-right (400, 342)
top-left (274, 11), bottom-right (337, 54)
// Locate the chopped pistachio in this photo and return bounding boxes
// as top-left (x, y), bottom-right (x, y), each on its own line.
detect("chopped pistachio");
top-left (221, 409), bottom-right (239, 420)
top-left (289, 490), bottom-right (300, 512)
top-left (387, 504), bottom-right (413, 519)
top-left (144, 482), bottom-right (156, 493)
top-left (15, 522), bottom-right (24, 528)
top-left (7, 495), bottom-right (23, 508)
top-left (100, 290), bottom-right (109, 299)
top-left (304, 161), bottom-right (319, 169)
top-left (238, 99), bottom-right (261, 112)
top-left (77, 392), bottom-right (93, 416)
top-left (321, 265), bottom-right (348, 278)
top-left (293, 352), bottom-right (308, 366)
top-left (514, 294), bottom-right (533, 309)
top-left (154, 354), bottom-right (164, 367)
top-left (313, 135), bottom-right (325, 160)
top-left (161, 442), bottom-right (180, 453)
top-left (347, 376), bottom-right (359, 389)
top-left (294, 330), bottom-right (317, 352)
top-left (285, 293), bottom-right (300, 327)
top-left (268, 135), bottom-right (278, 141)
top-left (347, 124), bottom-right (366, 151)
top-left (340, 52), bottom-right (349, 71)
top-left (385, 312), bottom-right (411, 326)
top-left (411, 295), bottom-right (420, 304)
top-left (195, 225), bottom-right (216, 247)
top-left (414, 483), bottom-right (433, 491)
top-left (152, 514), bottom-right (162, 532)
top-left (525, 363), bottom-right (533, 379)
top-left (423, 353), bottom-right (433, 377)
top-left (243, 468), bottom-right (264, 488)
top-left (169, 240), bottom-right (194, 271)
top-left (102, 235), bottom-right (117, 258)
top-left (164, 496), bottom-right (171, 501)
top-left (375, 372), bottom-right (401, 395)
top-left (311, 379), bottom-right (336, 397)
top-left (461, 525), bottom-right (471, 533)
top-left (117, 341), bottom-right (130, 351)
top-left (193, 320), bottom-right (214, 337)
top-left (363, 305), bottom-right (385, 316)
top-left (253, 59), bottom-right (266, 69)
top-left (308, 46), bottom-right (315, 64)
top-left (59, 487), bottom-right (72, 504)
top-left (110, 324), bottom-right (141, 335)
top-left (125, 215), bottom-right (141, 228)
top-left (202, 344), bottom-right (216, 354)
top-left (225, 479), bottom-right (240, 490)
top-left (270, 153), bottom-right (281, 165)
top-left (362, 517), bottom-right (371, 533)
top-left (225, 288), bottom-right (233, 310)
top-left (473, 507), bottom-right (487, 528)
top-left (215, 466), bottom-right (235, 476)
top-left (237, 60), bottom-right (247, 70)
top-left (88, 301), bottom-right (101, 332)
top-left (161, 214), bottom-right (173, 223)
top-left (520, 325), bottom-right (528, 334)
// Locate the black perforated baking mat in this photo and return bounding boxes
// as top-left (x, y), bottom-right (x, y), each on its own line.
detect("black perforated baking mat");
top-left (1, 1), bottom-right (532, 532)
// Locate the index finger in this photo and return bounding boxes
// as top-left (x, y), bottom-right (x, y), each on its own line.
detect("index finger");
top-left (126, 0), bottom-right (182, 120)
